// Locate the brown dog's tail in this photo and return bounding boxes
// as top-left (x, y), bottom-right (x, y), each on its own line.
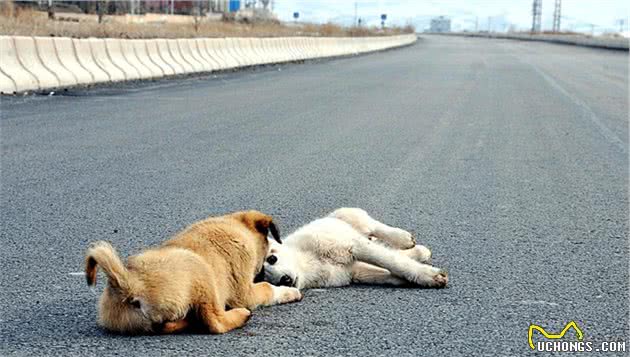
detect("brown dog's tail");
top-left (85, 241), bottom-right (131, 293)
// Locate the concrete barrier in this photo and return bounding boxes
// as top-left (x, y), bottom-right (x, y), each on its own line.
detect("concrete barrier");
top-left (299, 37), bottom-right (313, 59)
top-left (54, 38), bottom-right (93, 85)
top-left (229, 38), bottom-right (248, 65)
top-left (73, 39), bottom-right (110, 83)
top-left (145, 40), bottom-right (174, 76)
top-left (248, 38), bottom-right (267, 65)
top-left (14, 36), bottom-right (60, 89)
top-left (248, 38), bottom-right (265, 64)
top-left (0, 36), bottom-right (39, 92)
top-left (194, 39), bottom-right (218, 71)
top-left (178, 39), bottom-right (205, 72)
top-left (189, 39), bottom-right (212, 71)
top-left (283, 37), bottom-right (299, 61)
top-left (215, 38), bottom-right (240, 69)
top-left (223, 38), bottom-right (243, 67)
top-left (216, 38), bottom-right (241, 69)
top-left (259, 38), bottom-right (277, 63)
top-left (238, 38), bottom-right (257, 66)
top-left (283, 38), bottom-right (299, 61)
top-left (167, 39), bottom-right (194, 73)
top-left (88, 39), bottom-right (126, 82)
top-left (34, 37), bottom-right (77, 87)
top-left (0, 69), bottom-right (17, 94)
top-left (120, 40), bottom-right (153, 79)
top-left (202, 39), bottom-right (229, 70)
top-left (156, 39), bottom-right (185, 74)
top-left (132, 40), bottom-right (164, 78)
top-left (304, 37), bottom-right (320, 58)
top-left (105, 39), bottom-right (141, 80)
top-left (2, 34), bottom-right (416, 94)
top-left (275, 38), bottom-right (293, 62)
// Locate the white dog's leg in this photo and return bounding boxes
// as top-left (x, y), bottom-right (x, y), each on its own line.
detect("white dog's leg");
top-left (330, 208), bottom-right (415, 249)
top-left (351, 262), bottom-right (407, 286)
top-left (371, 224), bottom-right (416, 250)
top-left (352, 240), bottom-right (448, 288)
top-left (402, 245), bottom-right (432, 264)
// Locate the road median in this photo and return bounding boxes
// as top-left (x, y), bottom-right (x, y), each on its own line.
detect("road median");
top-left (0, 34), bottom-right (416, 94)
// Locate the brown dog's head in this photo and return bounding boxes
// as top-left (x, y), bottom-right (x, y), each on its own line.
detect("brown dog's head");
top-left (233, 210), bottom-right (281, 243)
top-left (230, 210), bottom-right (281, 278)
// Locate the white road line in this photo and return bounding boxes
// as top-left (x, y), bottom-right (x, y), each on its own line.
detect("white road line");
top-left (529, 64), bottom-right (626, 153)
top-left (507, 51), bottom-right (628, 154)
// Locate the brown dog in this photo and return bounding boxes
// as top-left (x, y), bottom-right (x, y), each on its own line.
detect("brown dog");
top-left (85, 210), bottom-right (302, 335)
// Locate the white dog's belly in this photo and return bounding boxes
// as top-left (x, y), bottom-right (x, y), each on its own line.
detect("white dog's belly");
top-left (304, 262), bottom-right (352, 288)
top-left (290, 217), bottom-right (360, 265)
top-left (285, 217), bottom-right (361, 288)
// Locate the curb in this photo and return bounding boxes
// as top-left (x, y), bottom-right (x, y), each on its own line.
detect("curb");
top-left (427, 32), bottom-right (629, 51)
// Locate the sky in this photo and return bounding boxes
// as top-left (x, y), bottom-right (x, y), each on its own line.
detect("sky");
top-left (271, 0), bottom-right (629, 34)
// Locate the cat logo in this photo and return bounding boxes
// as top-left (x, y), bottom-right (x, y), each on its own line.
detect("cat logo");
top-left (528, 321), bottom-right (584, 350)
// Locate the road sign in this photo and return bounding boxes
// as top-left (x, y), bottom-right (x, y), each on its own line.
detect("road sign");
top-left (381, 14), bottom-right (387, 21)
top-left (293, 12), bottom-right (299, 20)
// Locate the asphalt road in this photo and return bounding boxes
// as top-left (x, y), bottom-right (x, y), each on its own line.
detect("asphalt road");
top-left (1, 35), bottom-right (628, 356)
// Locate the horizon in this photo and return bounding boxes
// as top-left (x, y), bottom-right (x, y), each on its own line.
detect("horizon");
top-left (272, 0), bottom-right (629, 34)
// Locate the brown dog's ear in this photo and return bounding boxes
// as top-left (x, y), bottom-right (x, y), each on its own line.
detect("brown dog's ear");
top-left (268, 221), bottom-right (281, 244)
top-left (239, 210), bottom-right (282, 244)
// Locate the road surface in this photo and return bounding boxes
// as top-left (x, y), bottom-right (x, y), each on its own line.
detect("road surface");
top-left (1, 35), bottom-right (628, 356)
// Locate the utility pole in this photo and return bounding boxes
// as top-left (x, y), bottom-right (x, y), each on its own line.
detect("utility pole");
top-left (354, 2), bottom-right (358, 27)
top-left (531, 0), bottom-right (542, 33)
top-left (552, 0), bottom-right (561, 32)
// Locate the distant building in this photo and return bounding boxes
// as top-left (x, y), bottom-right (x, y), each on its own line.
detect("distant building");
top-left (430, 16), bottom-right (451, 33)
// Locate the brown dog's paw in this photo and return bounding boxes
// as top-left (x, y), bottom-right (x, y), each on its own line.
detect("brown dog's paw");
top-left (233, 308), bottom-right (252, 322)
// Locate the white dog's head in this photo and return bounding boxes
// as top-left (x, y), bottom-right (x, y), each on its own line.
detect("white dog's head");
top-left (260, 240), bottom-right (301, 288)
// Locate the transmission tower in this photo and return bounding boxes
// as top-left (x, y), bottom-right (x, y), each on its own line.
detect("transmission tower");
top-left (531, 0), bottom-right (542, 33)
top-left (552, 0), bottom-right (561, 32)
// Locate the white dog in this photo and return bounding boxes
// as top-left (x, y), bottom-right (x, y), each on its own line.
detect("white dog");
top-left (260, 208), bottom-right (448, 289)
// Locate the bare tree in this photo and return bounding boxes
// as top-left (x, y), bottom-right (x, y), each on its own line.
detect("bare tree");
top-left (46, 0), bottom-right (54, 20)
top-left (97, 0), bottom-right (107, 24)
top-left (192, 2), bottom-right (206, 33)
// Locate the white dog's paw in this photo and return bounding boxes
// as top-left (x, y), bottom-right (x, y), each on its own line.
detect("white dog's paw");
top-left (387, 228), bottom-right (416, 249)
top-left (407, 266), bottom-right (448, 288)
top-left (404, 245), bottom-right (432, 264)
top-left (273, 286), bottom-right (303, 304)
top-left (431, 269), bottom-right (448, 288)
